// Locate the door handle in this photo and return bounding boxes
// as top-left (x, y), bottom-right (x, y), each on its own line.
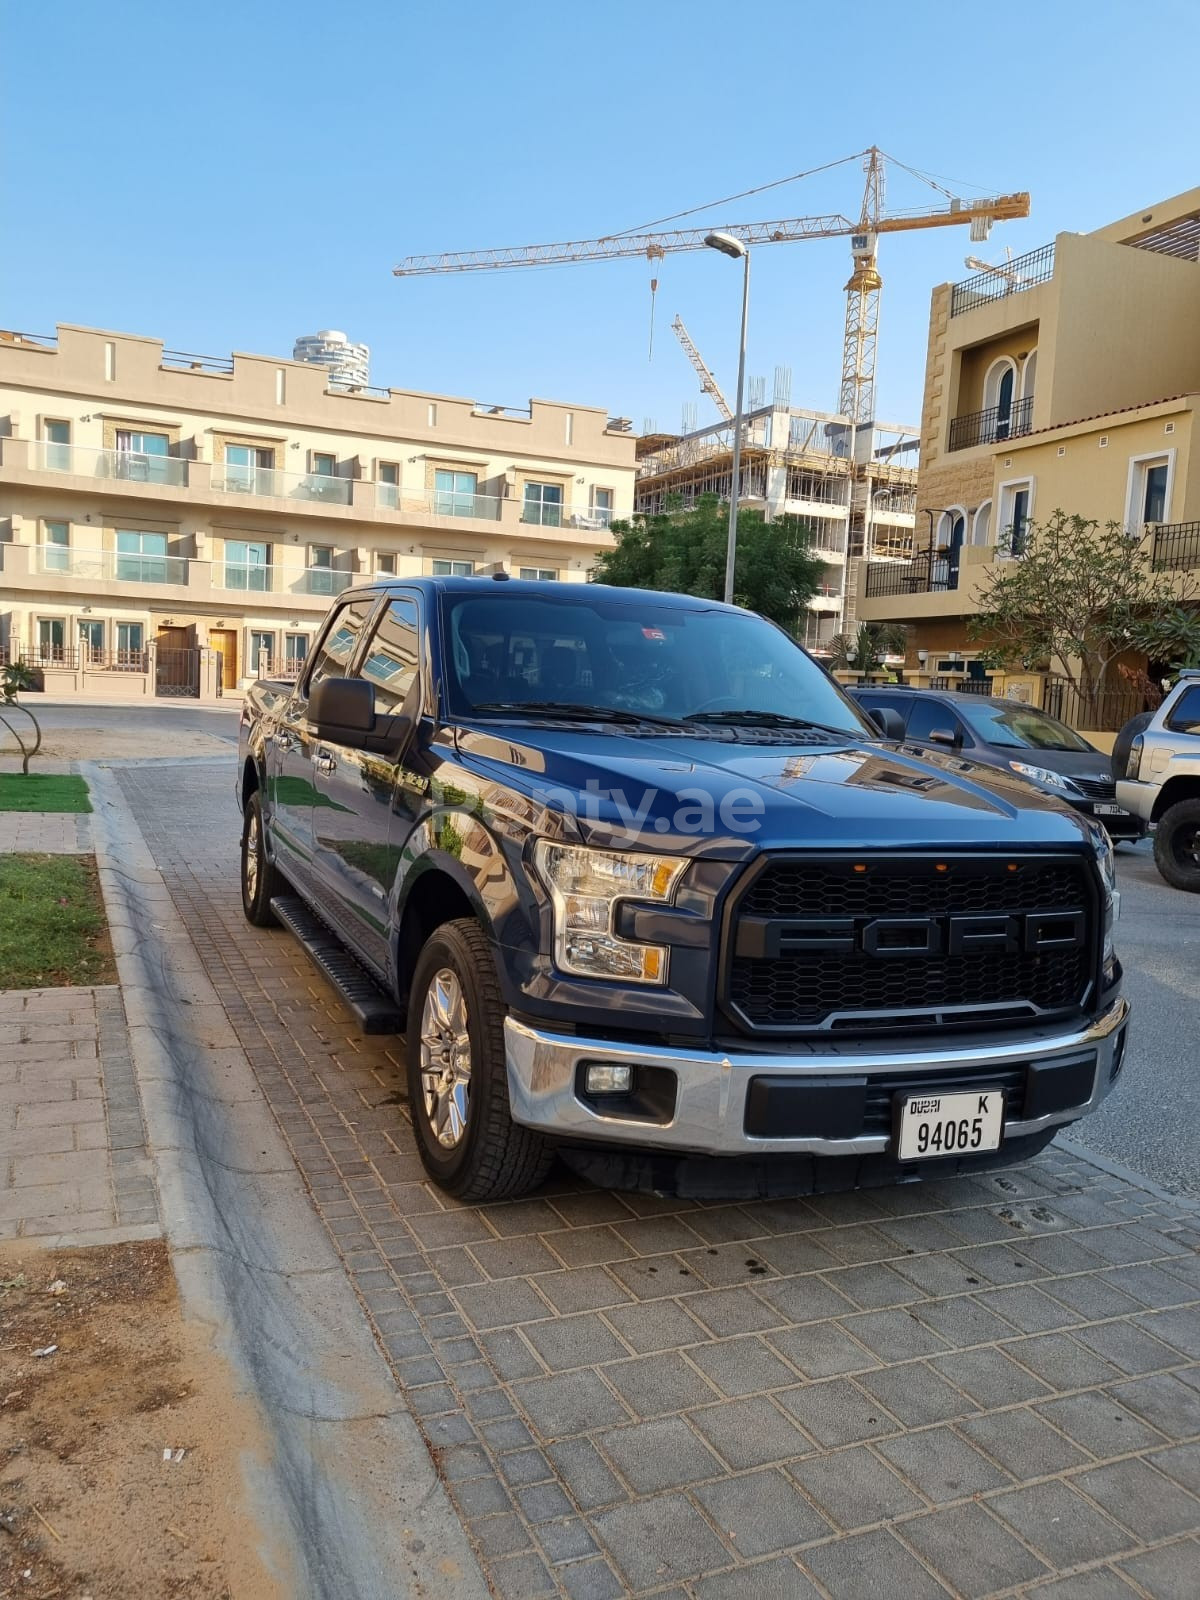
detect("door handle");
top-left (273, 731), bottom-right (294, 752)
top-left (315, 751), bottom-right (337, 775)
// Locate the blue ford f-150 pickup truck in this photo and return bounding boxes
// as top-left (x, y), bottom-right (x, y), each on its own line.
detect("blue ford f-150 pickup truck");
top-left (237, 574), bottom-right (1128, 1201)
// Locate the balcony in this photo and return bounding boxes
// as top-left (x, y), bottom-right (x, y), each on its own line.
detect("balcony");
top-left (1151, 521), bottom-right (1200, 572)
top-left (30, 439), bottom-right (189, 487)
top-left (520, 501), bottom-right (614, 531)
top-left (34, 543), bottom-right (189, 585)
top-left (950, 243), bottom-right (1056, 317)
top-left (865, 550), bottom-right (961, 598)
top-left (948, 395), bottom-right (1034, 452)
top-left (211, 464), bottom-right (353, 505)
top-left (211, 563), bottom-right (352, 596)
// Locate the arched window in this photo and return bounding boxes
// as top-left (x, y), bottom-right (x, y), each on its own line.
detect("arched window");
top-left (936, 509), bottom-right (967, 550)
top-left (1021, 349), bottom-right (1037, 401)
top-left (934, 507), bottom-right (967, 591)
top-left (972, 500), bottom-right (993, 546)
top-left (983, 358), bottom-right (1017, 440)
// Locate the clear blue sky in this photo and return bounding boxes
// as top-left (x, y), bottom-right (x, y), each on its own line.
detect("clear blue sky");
top-left (3, 0), bottom-right (1197, 431)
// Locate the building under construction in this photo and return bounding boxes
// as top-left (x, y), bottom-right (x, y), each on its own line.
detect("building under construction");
top-left (634, 391), bottom-right (918, 650)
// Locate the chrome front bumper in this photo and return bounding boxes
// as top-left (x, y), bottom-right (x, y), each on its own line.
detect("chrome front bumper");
top-left (504, 999), bottom-right (1129, 1157)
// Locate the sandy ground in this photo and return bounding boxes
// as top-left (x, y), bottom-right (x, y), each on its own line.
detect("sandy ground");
top-left (0, 727), bottom-right (234, 768)
top-left (0, 1239), bottom-right (286, 1600)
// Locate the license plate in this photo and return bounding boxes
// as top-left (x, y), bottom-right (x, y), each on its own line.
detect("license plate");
top-left (897, 1089), bottom-right (1004, 1161)
top-left (1093, 803), bottom-right (1127, 817)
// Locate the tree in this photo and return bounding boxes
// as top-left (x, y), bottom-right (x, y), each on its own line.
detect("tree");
top-left (826, 621), bottom-right (908, 675)
top-left (592, 494), bottom-right (823, 628)
top-left (0, 663), bottom-right (42, 775)
top-left (970, 511), bottom-right (1199, 719)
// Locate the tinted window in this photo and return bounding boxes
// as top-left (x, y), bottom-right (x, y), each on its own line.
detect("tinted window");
top-left (1166, 684), bottom-right (1200, 734)
top-left (958, 701), bottom-right (1092, 751)
top-left (905, 697), bottom-right (961, 744)
top-left (442, 593), bottom-right (871, 734)
top-left (360, 599), bottom-right (420, 715)
top-left (304, 598), bottom-right (375, 697)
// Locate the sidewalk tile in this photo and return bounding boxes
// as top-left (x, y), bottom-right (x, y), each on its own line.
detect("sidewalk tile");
top-left (799, 1527), bottom-right (951, 1600)
top-left (899, 1501), bottom-right (1048, 1597)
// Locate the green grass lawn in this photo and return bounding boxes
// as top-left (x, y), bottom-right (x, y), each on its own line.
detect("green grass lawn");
top-left (0, 774), bottom-right (92, 813)
top-left (0, 854), bottom-right (115, 989)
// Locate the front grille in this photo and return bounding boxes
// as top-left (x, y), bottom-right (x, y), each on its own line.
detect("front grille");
top-left (725, 853), bottom-right (1095, 1035)
top-left (1070, 776), bottom-right (1116, 800)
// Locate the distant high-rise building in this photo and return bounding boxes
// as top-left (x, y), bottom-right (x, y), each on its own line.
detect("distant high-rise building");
top-left (292, 329), bottom-right (371, 389)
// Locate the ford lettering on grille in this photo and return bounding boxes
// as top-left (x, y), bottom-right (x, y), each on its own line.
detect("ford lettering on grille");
top-left (746, 910), bottom-right (1088, 960)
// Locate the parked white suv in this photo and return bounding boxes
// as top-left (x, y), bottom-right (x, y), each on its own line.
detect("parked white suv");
top-left (1116, 670), bottom-right (1200, 892)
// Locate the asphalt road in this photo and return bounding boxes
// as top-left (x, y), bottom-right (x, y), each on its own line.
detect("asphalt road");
top-left (33, 701), bottom-right (1200, 1199)
top-left (1063, 837), bottom-right (1200, 1199)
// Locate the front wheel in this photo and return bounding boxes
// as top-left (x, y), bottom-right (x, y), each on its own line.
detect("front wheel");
top-left (1153, 799), bottom-right (1200, 892)
top-left (406, 919), bottom-right (553, 1201)
top-left (241, 790), bottom-right (285, 925)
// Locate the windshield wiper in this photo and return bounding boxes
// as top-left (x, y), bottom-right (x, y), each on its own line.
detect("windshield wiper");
top-left (683, 709), bottom-right (857, 739)
top-left (469, 700), bottom-right (684, 728)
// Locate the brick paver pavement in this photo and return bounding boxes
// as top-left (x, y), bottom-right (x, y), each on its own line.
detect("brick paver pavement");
top-left (0, 985), bottom-right (160, 1242)
top-left (0, 812), bottom-right (92, 853)
top-left (118, 762), bottom-right (1200, 1599)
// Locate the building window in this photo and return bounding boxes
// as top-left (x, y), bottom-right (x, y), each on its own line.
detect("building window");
top-left (1021, 349), bottom-right (1037, 400)
top-left (1128, 457), bottom-right (1171, 528)
top-left (224, 443), bottom-right (274, 491)
top-left (37, 618), bottom-right (66, 662)
top-left (283, 634), bottom-right (309, 677)
top-left (375, 552), bottom-right (397, 575)
top-left (115, 429), bottom-right (171, 483)
top-left (523, 481), bottom-right (563, 527)
top-left (77, 619), bottom-right (105, 663)
top-left (310, 451), bottom-right (336, 476)
top-left (116, 622), bottom-right (144, 663)
top-left (115, 529), bottom-right (168, 583)
top-left (998, 480), bottom-right (1033, 555)
top-left (43, 418), bottom-right (71, 469)
top-left (590, 488), bottom-right (614, 527)
top-left (519, 567), bottom-right (558, 581)
top-left (971, 501), bottom-right (993, 547)
top-left (43, 520), bottom-right (70, 572)
top-left (983, 359), bottom-right (1016, 436)
top-left (308, 545), bottom-right (335, 594)
top-left (431, 558), bottom-right (474, 576)
top-left (223, 539), bottom-right (271, 591)
top-left (249, 630), bottom-right (275, 675)
top-left (378, 461), bottom-right (400, 509)
top-left (434, 469), bottom-right (478, 517)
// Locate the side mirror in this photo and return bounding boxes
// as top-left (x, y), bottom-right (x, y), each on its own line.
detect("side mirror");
top-left (927, 727), bottom-right (960, 748)
top-left (868, 706), bottom-right (905, 740)
top-left (310, 676), bottom-right (376, 743)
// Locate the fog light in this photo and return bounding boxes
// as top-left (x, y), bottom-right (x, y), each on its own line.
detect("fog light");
top-left (585, 1064), bottom-right (633, 1095)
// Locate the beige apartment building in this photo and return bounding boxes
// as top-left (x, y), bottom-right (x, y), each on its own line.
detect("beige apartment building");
top-left (0, 324), bottom-right (636, 695)
top-left (857, 186), bottom-right (1200, 699)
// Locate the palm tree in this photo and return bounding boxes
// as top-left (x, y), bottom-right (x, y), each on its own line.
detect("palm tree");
top-left (825, 622), bottom-right (908, 676)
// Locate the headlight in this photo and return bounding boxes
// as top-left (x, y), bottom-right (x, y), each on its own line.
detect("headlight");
top-left (1008, 759), bottom-right (1077, 793)
top-left (533, 841), bottom-right (687, 984)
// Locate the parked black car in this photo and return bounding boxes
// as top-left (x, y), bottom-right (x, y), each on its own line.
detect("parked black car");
top-left (851, 687), bottom-right (1145, 841)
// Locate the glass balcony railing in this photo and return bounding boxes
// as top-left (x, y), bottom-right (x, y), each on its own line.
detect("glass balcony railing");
top-left (212, 465), bottom-right (352, 504)
top-left (34, 544), bottom-right (189, 585)
top-left (292, 567), bottom-right (352, 596)
top-left (521, 501), bottom-right (614, 530)
top-left (214, 562), bottom-right (274, 592)
top-left (32, 440), bottom-right (189, 487)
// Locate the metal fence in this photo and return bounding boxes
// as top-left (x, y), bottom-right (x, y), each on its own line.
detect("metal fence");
top-left (1151, 521), bottom-right (1200, 573)
top-left (948, 395), bottom-right (1035, 452)
top-left (865, 551), bottom-right (959, 597)
top-left (930, 675), bottom-right (994, 696)
top-left (950, 243), bottom-right (1056, 316)
top-left (1043, 675), bottom-right (1147, 732)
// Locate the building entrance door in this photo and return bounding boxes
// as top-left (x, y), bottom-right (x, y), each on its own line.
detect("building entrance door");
top-left (210, 629), bottom-right (238, 690)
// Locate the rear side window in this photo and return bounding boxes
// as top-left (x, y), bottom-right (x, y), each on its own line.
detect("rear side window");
top-left (905, 697), bottom-right (961, 744)
top-left (360, 598), bottom-right (420, 715)
top-left (304, 598), bottom-right (375, 697)
top-left (1166, 684), bottom-right (1200, 734)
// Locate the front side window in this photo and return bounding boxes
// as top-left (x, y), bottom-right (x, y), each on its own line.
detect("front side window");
top-left (115, 529), bottom-right (168, 583)
top-left (523, 481), bottom-right (563, 527)
top-left (904, 698), bottom-right (963, 745)
top-left (360, 599), bottom-right (420, 715)
top-left (305, 597), bottom-right (375, 697)
top-left (1166, 685), bottom-right (1200, 734)
top-left (43, 520), bottom-right (70, 572)
top-left (434, 470), bottom-right (478, 517)
top-left (224, 539), bottom-right (270, 591)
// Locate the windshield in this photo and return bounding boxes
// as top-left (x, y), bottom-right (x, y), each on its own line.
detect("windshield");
top-left (440, 591), bottom-right (871, 736)
top-left (958, 701), bottom-right (1093, 752)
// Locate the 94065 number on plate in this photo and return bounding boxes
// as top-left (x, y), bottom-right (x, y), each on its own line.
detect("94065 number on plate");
top-left (897, 1089), bottom-right (1004, 1162)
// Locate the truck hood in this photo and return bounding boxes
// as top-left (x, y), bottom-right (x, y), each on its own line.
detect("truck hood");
top-left (453, 725), bottom-right (1092, 855)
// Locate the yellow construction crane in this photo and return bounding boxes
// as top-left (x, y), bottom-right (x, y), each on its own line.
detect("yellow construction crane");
top-left (392, 146), bottom-right (1030, 432)
top-left (670, 314), bottom-right (733, 423)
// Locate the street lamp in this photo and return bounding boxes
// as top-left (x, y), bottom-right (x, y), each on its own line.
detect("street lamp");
top-left (704, 231), bottom-right (750, 606)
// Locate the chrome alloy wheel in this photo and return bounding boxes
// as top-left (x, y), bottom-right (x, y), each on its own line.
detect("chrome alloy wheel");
top-left (245, 810), bottom-right (261, 899)
top-left (419, 968), bottom-right (472, 1148)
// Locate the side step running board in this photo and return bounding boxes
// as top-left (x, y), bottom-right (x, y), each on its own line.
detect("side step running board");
top-left (271, 896), bottom-right (404, 1034)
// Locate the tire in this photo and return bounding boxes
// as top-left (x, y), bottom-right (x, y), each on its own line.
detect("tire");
top-left (1153, 798), bottom-right (1200, 893)
top-left (406, 918), bottom-right (553, 1201)
top-left (1110, 712), bottom-right (1154, 783)
top-left (241, 789), bottom-right (286, 926)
